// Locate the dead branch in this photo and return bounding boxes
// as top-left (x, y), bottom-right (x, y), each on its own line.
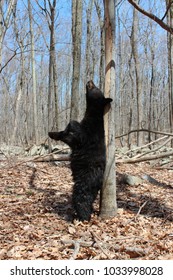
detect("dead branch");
top-left (117, 149), bottom-right (173, 164)
top-left (61, 239), bottom-right (93, 260)
top-left (90, 231), bottom-right (111, 259)
top-left (120, 136), bottom-right (168, 158)
top-left (127, 0), bottom-right (173, 34)
top-left (61, 239), bottom-right (93, 247)
top-left (0, 152), bottom-right (70, 170)
top-left (61, 236), bottom-right (148, 259)
top-left (116, 129), bottom-right (173, 139)
top-left (70, 241), bottom-right (80, 260)
top-left (161, 0), bottom-right (173, 21)
top-left (133, 136), bottom-right (168, 151)
top-left (132, 136), bottom-right (173, 159)
top-left (33, 154), bottom-right (70, 162)
top-left (135, 201), bottom-right (148, 220)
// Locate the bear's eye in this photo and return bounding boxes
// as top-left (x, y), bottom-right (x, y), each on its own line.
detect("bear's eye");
top-left (69, 131), bottom-right (74, 135)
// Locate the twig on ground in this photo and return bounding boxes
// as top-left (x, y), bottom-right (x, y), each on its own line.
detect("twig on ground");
top-left (135, 201), bottom-right (148, 220)
top-left (61, 239), bottom-right (94, 259)
top-left (70, 241), bottom-right (80, 260)
top-left (90, 231), bottom-right (111, 259)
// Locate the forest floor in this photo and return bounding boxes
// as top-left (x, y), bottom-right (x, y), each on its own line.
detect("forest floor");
top-left (0, 158), bottom-right (173, 260)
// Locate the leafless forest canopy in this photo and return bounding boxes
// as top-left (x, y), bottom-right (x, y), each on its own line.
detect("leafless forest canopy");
top-left (0, 0), bottom-right (171, 147)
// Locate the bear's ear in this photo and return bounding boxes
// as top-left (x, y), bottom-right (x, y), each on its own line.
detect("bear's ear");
top-left (104, 98), bottom-right (113, 114)
top-left (48, 132), bottom-right (60, 140)
top-left (104, 97), bottom-right (113, 105)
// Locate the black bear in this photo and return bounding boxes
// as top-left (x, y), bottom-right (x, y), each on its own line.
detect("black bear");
top-left (48, 81), bottom-right (112, 221)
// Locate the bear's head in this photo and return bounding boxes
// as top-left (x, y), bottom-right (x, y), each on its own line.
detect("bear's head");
top-left (48, 121), bottom-right (82, 149)
top-left (86, 80), bottom-right (112, 117)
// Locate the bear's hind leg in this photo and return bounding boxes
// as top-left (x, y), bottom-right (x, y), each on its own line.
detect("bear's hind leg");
top-left (72, 182), bottom-right (97, 221)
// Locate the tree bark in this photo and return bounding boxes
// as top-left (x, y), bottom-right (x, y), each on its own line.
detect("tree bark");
top-left (12, 46), bottom-right (25, 144)
top-left (45, 0), bottom-right (59, 150)
top-left (166, 0), bottom-right (173, 145)
top-left (28, 0), bottom-right (39, 144)
top-left (12, 5), bottom-right (25, 144)
top-left (95, 0), bottom-right (105, 91)
top-left (85, 0), bottom-right (94, 82)
top-left (70, 0), bottom-right (83, 120)
top-left (0, 0), bottom-right (17, 67)
top-left (130, 1), bottom-right (143, 146)
top-left (100, 0), bottom-right (117, 219)
top-left (148, 49), bottom-right (155, 143)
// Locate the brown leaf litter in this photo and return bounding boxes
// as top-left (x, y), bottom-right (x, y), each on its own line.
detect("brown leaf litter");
top-left (0, 160), bottom-right (173, 260)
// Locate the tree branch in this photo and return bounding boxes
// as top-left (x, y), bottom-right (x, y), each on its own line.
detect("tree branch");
top-left (0, 51), bottom-right (17, 73)
top-left (115, 129), bottom-right (173, 139)
top-left (128, 0), bottom-right (173, 34)
top-left (0, 44), bottom-right (31, 74)
top-left (161, 1), bottom-right (173, 21)
top-left (117, 149), bottom-right (173, 164)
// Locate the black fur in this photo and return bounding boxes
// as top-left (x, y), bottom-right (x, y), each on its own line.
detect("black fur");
top-left (48, 81), bottom-right (112, 221)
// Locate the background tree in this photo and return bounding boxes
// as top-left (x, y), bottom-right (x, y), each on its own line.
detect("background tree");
top-left (128, 0), bottom-right (173, 144)
top-left (0, 0), bottom-right (17, 66)
top-left (85, 0), bottom-right (94, 82)
top-left (36, 0), bottom-right (59, 152)
top-left (130, 1), bottom-right (143, 146)
top-left (11, 6), bottom-right (26, 144)
top-left (70, 0), bottom-right (83, 121)
top-left (0, 1), bottom-right (172, 149)
top-left (28, 0), bottom-right (39, 144)
top-left (94, 0), bottom-right (105, 91)
top-left (166, 0), bottom-right (173, 142)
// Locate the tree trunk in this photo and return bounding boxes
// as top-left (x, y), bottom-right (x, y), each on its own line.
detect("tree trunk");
top-left (0, 0), bottom-right (17, 67)
top-left (12, 46), bottom-right (25, 144)
top-left (70, 0), bottom-right (83, 120)
top-left (100, 0), bottom-right (117, 219)
top-left (95, 0), bottom-right (105, 91)
top-left (166, 0), bottom-right (173, 146)
top-left (130, 1), bottom-right (143, 146)
top-left (148, 49), bottom-right (155, 143)
top-left (12, 4), bottom-right (25, 144)
top-left (47, 0), bottom-right (59, 151)
top-left (85, 0), bottom-right (94, 82)
top-left (28, 0), bottom-right (39, 144)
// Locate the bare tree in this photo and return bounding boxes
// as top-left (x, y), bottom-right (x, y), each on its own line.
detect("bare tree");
top-left (0, 1), bottom-right (171, 149)
top-left (128, 0), bottom-right (173, 34)
top-left (130, 1), bottom-right (143, 146)
top-left (28, 0), bottom-right (39, 144)
top-left (37, 0), bottom-right (59, 139)
top-left (166, 0), bottom-right (173, 141)
top-left (85, 0), bottom-right (94, 82)
top-left (48, 0), bottom-right (59, 134)
top-left (100, 0), bottom-right (117, 219)
top-left (128, 0), bottom-right (173, 144)
top-left (0, 0), bottom-right (17, 66)
top-left (70, 0), bottom-right (83, 120)
top-left (12, 7), bottom-right (26, 144)
top-left (94, 0), bottom-right (105, 91)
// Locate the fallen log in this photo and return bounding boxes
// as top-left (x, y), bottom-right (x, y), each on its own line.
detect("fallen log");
top-left (33, 154), bottom-right (70, 162)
